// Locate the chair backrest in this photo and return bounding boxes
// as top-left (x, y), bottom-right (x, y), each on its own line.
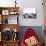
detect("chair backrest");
top-left (21, 28), bottom-right (36, 46)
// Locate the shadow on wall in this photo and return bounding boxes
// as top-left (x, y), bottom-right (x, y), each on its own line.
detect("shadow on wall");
top-left (18, 26), bottom-right (43, 44)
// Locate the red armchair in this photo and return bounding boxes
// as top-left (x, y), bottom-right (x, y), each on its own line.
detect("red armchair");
top-left (21, 28), bottom-right (41, 46)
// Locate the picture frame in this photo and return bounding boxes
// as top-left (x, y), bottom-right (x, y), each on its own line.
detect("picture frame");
top-left (9, 10), bottom-right (17, 15)
top-left (2, 10), bottom-right (9, 15)
top-left (23, 8), bottom-right (37, 18)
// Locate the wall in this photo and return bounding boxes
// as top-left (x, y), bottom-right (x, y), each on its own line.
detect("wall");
top-left (18, 0), bottom-right (44, 26)
top-left (0, 0), bottom-right (15, 7)
top-left (0, 0), bottom-right (43, 26)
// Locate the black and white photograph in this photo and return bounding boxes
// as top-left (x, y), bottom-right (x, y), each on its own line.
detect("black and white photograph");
top-left (23, 8), bottom-right (37, 18)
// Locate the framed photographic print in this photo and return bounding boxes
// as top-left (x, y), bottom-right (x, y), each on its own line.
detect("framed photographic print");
top-left (2, 10), bottom-right (9, 15)
top-left (9, 10), bottom-right (17, 15)
top-left (23, 8), bottom-right (37, 18)
top-left (9, 10), bottom-right (15, 15)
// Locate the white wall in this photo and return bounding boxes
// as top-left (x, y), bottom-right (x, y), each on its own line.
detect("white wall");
top-left (0, 0), bottom-right (43, 26)
top-left (18, 0), bottom-right (44, 26)
top-left (0, 0), bottom-right (15, 7)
